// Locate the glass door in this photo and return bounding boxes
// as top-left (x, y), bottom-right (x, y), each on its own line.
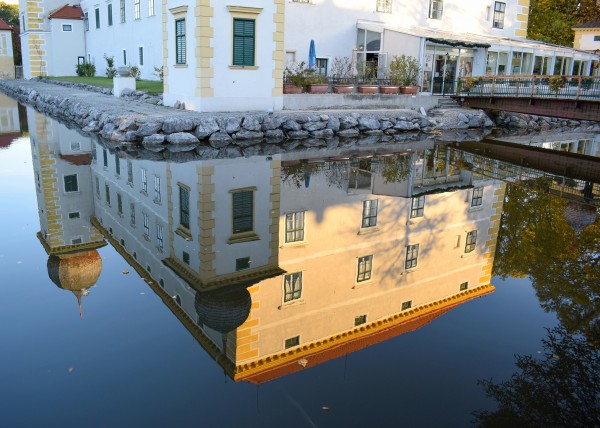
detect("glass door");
top-left (433, 54), bottom-right (457, 95)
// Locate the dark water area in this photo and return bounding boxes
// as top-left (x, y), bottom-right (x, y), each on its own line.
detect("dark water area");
top-left (0, 93), bottom-right (598, 427)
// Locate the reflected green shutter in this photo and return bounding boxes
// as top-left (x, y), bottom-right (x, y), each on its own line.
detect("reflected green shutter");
top-left (233, 19), bottom-right (255, 66)
top-left (233, 190), bottom-right (253, 233)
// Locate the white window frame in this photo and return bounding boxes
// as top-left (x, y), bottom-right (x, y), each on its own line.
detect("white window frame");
top-left (285, 211), bottom-right (305, 243)
top-left (428, 0), bottom-right (443, 19)
top-left (376, 0), bottom-right (391, 13)
top-left (62, 24), bottom-right (73, 32)
top-left (148, 0), bottom-right (155, 16)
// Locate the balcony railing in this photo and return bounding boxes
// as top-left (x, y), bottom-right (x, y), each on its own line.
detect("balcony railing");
top-left (457, 75), bottom-right (600, 100)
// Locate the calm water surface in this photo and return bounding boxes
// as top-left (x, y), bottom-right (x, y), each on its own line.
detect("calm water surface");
top-left (0, 94), bottom-right (597, 427)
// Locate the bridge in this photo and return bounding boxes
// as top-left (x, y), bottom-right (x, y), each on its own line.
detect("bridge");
top-left (454, 75), bottom-right (600, 121)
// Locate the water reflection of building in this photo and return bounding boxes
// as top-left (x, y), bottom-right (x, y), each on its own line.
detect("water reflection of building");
top-left (28, 108), bottom-right (106, 315)
top-left (0, 94), bottom-right (22, 149)
top-left (29, 110), bottom-right (504, 380)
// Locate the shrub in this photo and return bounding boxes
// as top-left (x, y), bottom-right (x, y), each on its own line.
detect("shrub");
top-left (104, 54), bottom-right (116, 78)
top-left (153, 66), bottom-right (164, 82)
top-left (284, 61), bottom-right (311, 88)
top-left (76, 62), bottom-right (96, 77)
top-left (330, 56), bottom-right (353, 79)
top-left (389, 54), bottom-right (420, 86)
top-left (130, 65), bottom-right (141, 80)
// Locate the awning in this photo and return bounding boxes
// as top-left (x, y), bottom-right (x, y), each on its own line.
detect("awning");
top-left (426, 37), bottom-right (491, 49)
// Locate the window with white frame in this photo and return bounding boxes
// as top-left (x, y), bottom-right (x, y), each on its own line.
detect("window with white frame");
top-left (154, 176), bottom-right (161, 203)
top-left (138, 46), bottom-right (144, 66)
top-left (108, 3), bottom-right (113, 26)
top-left (141, 168), bottom-right (147, 192)
top-left (465, 230), bottom-right (477, 253)
top-left (130, 202), bottom-right (136, 225)
top-left (120, 0), bottom-right (126, 23)
top-left (70, 142), bottom-right (80, 151)
top-left (357, 255), bottom-right (373, 282)
top-left (429, 0), bottom-right (443, 19)
top-left (410, 196), bottom-right (425, 218)
top-left (285, 211), bottom-right (304, 243)
top-left (95, 8), bottom-right (100, 28)
top-left (62, 24), bottom-right (72, 31)
top-left (156, 223), bottom-right (163, 250)
top-left (64, 174), bottom-right (78, 192)
top-left (361, 199), bottom-right (378, 228)
top-left (283, 272), bottom-right (302, 302)
top-left (148, 0), bottom-right (154, 16)
top-left (405, 244), bottom-right (419, 269)
top-left (179, 184), bottom-right (190, 229)
top-left (143, 213), bottom-right (150, 238)
top-left (0, 34), bottom-right (7, 55)
top-left (84, 12), bottom-right (89, 30)
top-left (471, 187), bottom-right (483, 207)
top-left (376, 0), bottom-right (391, 13)
top-left (134, 0), bottom-right (140, 19)
top-left (175, 18), bottom-right (186, 64)
top-left (493, 2), bottom-right (506, 29)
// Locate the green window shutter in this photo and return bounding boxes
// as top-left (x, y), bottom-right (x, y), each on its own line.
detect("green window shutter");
top-left (233, 19), bottom-right (255, 66)
top-left (232, 190), bottom-right (253, 233)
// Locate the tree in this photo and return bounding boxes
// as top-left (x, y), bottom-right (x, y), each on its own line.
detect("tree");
top-left (528, 0), bottom-right (600, 46)
top-left (473, 327), bottom-right (600, 427)
top-left (494, 181), bottom-right (600, 342)
top-left (0, 2), bottom-right (21, 66)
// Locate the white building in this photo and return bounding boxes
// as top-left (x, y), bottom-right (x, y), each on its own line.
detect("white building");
top-left (79, 0), bottom-right (162, 80)
top-left (573, 17), bottom-right (600, 53)
top-left (19, 2), bottom-right (85, 79)
top-left (0, 18), bottom-right (15, 79)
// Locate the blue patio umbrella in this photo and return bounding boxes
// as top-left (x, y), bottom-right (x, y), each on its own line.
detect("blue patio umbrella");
top-left (308, 40), bottom-right (316, 70)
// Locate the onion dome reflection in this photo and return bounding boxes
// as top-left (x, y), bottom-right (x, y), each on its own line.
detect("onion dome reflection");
top-left (47, 250), bottom-right (102, 318)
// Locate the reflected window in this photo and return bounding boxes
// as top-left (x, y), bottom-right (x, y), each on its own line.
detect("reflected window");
top-left (465, 230), bottom-right (477, 253)
top-left (95, 176), bottom-right (100, 197)
top-left (410, 196), bottom-right (425, 218)
top-left (130, 202), bottom-right (136, 225)
top-left (429, 0), bottom-right (443, 19)
top-left (182, 251), bottom-right (190, 265)
top-left (134, 0), bottom-right (140, 19)
top-left (402, 300), bottom-right (412, 310)
top-left (285, 336), bottom-right (300, 349)
top-left (179, 184), bottom-right (190, 229)
top-left (357, 255), bottom-right (373, 282)
top-left (232, 190), bottom-right (254, 234)
top-left (355, 314), bottom-right (367, 326)
top-left (104, 184), bottom-right (111, 205)
top-left (471, 187), bottom-right (483, 207)
top-left (156, 224), bottom-right (163, 250)
top-left (493, 2), bottom-right (505, 29)
top-left (361, 199), bottom-right (378, 228)
top-left (285, 211), bottom-right (305, 243)
top-left (460, 281), bottom-right (469, 291)
top-left (143, 213), bottom-right (149, 238)
top-left (283, 272), bottom-right (302, 302)
top-left (68, 212), bottom-right (80, 219)
top-left (120, 0), bottom-right (125, 23)
top-left (70, 142), bottom-right (80, 151)
top-left (154, 176), bottom-right (161, 203)
top-left (117, 193), bottom-right (123, 215)
top-left (115, 154), bottom-right (120, 176)
top-left (405, 244), bottom-right (419, 269)
top-left (141, 168), bottom-right (147, 193)
top-left (127, 161), bottom-right (133, 184)
top-left (236, 257), bottom-right (250, 271)
top-left (148, 0), bottom-right (154, 16)
top-left (102, 149), bottom-right (108, 167)
top-left (64, 174), bottom-right (78, 192)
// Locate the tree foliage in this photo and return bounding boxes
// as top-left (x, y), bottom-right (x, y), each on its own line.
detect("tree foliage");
top-left (474, 326), bottom-right (600, 427)
top-left (528, 0), bottom-right (600, 46)
top-left (494, 182), bottom-right (600, 342)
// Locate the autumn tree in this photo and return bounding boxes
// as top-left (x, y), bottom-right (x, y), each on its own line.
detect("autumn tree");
top-left (528, 0), bottom-right (600, 46)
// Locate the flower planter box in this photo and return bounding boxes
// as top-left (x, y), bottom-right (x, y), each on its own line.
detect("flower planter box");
top-left (283, 83), bottom-right (303, 94)
top-left (306, 84), bottom-right (329, 94)
top-left (332, 84), bottom-right (354, 94)
top-left (357, 85), bottom-right (379, 94)
top-left (379, 85), bottom-right (399, 94)
top-left (399, 86), bottom-right (419, 95)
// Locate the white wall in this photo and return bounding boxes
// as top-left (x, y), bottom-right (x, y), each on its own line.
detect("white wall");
top-left (48, 19), bottom-right (85, 76)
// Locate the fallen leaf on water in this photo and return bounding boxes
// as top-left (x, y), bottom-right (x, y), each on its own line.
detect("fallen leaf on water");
top-left (140, 292), bottom-right (145, 295)
top-left (67, 368), bottom-right (74, 373)
top-left (321, 406), bottom-right (329, 411)
top-left (122, 270), bottom-right (129, 275)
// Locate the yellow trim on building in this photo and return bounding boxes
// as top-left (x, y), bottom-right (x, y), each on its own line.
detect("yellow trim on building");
top-left (195, 0), bottom-right (214, 98)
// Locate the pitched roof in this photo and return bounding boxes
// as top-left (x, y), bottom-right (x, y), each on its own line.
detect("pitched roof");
top-left (0, 18), bottom-right (11, 30)
top-left (48, 4), bottom-right (83, 20)
top-left (572, 17), bottom-right (600, 29)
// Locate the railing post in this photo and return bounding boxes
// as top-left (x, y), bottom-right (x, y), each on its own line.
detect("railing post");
top-left (516, 77), bottom-right (520, 97)
top-left (531, 76), bottom-right (536, 98)
top-left (491, 76), bottom-right (496, 97)
top-left (576, 75), bottom-right (581, 100)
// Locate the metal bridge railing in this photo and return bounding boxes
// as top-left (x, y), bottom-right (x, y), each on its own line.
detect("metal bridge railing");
top-left (457, 75), bottom-right (600, 100)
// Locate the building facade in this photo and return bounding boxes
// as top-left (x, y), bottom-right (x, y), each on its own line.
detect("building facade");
top-left (573, 17), bottom-right (600, 53)
top-left (0, 18), bottom-right (15, 78)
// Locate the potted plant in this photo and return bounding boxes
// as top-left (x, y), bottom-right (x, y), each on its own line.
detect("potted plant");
top-left (284, 61), bottom-right (309, 94)
top-left (548, 75), bottom-right (566, 94)
top-left (357, 62), bottom-right (379, 94)
top-left (462, 76), bottom-right (482, 92)
top-left (330, 56), bottom-right (355, 94)
top-left (389, 54), bottom-right (420, 94)
top-left (306, 70), bottom-right (329, 93)
top-left (581, 77), bottom-right (594, 90)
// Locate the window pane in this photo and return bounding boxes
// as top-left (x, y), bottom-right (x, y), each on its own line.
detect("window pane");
top-left (179, 186), bottom-right (190, 229)
top-left (64, 174), bottom-right (78, 192)
top-left (232, 190), bottom-right (253, 233)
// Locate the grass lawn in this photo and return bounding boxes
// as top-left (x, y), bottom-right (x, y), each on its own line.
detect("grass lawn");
top-left (47, 76), bottom-right (163, 95)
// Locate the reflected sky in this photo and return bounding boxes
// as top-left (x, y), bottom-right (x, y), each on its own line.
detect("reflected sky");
top-left (1, 94), bottom-right (597, 427)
